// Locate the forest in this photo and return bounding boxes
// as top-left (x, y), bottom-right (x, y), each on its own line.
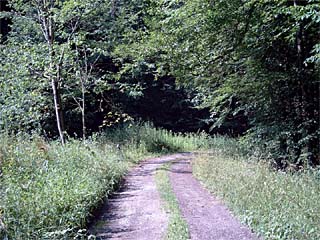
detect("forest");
top-left (0, 0), bottom-right (319, 239)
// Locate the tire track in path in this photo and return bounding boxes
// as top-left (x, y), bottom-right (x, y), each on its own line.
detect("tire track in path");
top-left (90, 154), bottom-right (190, 240)
top-left (169, 158), bottom-right (259, 240)
top-left (90, 153), bottom-right (260, 240)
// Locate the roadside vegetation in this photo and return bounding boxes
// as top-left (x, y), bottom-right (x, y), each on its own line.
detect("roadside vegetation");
top-left (0, 134), bottom-right (128, 239)
top-left (193, 137), bottom-right (320, 240)
top-left (0, 123), bottom-right (210, 239)
top-left (155, 163), bottom-right (190, 240)
top-left (0, 0), bottom-right (319, 239)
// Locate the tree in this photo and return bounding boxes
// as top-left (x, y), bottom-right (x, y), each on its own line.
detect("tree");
top-left (131, 0), bottom-right (320, 166)
top-left (1, 0), bottom-right (119, 140)
top-left (0, 42), bottom-right (49, 133)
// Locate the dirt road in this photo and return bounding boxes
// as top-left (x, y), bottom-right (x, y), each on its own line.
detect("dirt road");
top-left (90, 153), bottom-right (259, 240)
top-left (169, 158), bottom-right (258, 240)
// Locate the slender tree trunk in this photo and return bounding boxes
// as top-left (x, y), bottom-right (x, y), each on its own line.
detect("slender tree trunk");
top-left (51, 76), bottom-right (65, 144)
top-left (79, 48), bottom-right (87, 140)
top-left (47, 5), bottom-right (65, 144)
top-left (81, 78), bottom-right (86, 140)
top-left (36, 0), bottom-right (66, 144)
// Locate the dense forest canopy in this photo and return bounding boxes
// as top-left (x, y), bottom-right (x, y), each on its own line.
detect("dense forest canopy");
top-left (0, 0), bottom-right (319, 167)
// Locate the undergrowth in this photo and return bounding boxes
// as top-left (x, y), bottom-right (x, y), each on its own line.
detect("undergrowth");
top-left (0, 123), bottom-right (211, 239)
top-left (0, 137), bottom-right (127, 239)
top-left (100, 122), bottom-right (211, 154)
top-left (193, 137), bottom-right (320, 240)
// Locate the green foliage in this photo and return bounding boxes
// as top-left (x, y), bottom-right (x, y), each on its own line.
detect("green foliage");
top-left (0, 42), bottom-right (49, 132)
top-left (1, 0), bottom-right (319, 165)
top-left (1, 0), bottom-right (210, 137)
top-left (193, 137), bottom-right (320, 240)
top-left (1, 0), bottom-right (124, 135)
top-left (131, 0), bottom-right (320, 165)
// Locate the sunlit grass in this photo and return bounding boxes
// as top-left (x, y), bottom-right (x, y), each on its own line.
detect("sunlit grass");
top-left (155, 163), bottom-right (189, 240)
top-left (100, 122), bottom-right (212, 154)
top-left (193, 138), bottom-right (320, 240)
top-left (2, 124), bottom-right (317, 239)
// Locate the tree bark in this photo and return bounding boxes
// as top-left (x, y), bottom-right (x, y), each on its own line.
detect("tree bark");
top-left (51, 77), bottom-right (65, 144)
top-left (44, 0), bottom-right (65, 144)
top-left (81, 77), bottom-right (86, 140)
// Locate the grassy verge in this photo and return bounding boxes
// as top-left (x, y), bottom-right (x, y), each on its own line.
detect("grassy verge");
top-left (155, 163), bottom-right (189, 240)
top-left (193, 137), bottom-right (320, 240)
top-left (0, 137), bottom-right (129, 239)
top-left (0, 123), bottom-right (210, 239)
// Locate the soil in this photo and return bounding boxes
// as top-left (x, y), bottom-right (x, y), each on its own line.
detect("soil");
top-left (90, 154), bottom-right (189, 239)
top-left (169, 158), bottom-right (259, 240)
top-left (90, 153), bottom-right (260, 240)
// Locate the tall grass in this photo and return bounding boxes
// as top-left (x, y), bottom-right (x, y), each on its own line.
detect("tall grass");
top-left (193, 137), bottom-right (320, 240)
top-left (0, 123), bottom-right (211, 239)
top-left (100, 122), bottom-right (211, 154)
top-left (0, 136), bottom-right (128, 239)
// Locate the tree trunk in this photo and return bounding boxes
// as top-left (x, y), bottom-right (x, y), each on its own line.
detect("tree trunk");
top-left (81, 79), bottom-right (86, 140)
top-left (51, 77), bottom-right (65, 144)
top-left (47, 7), bottom-right (65, 144)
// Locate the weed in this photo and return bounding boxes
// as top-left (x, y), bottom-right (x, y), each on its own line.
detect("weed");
top-left (155, 163), bottom-right (190, 240)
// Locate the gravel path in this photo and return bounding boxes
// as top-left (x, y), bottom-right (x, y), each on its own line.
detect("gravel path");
top-left (91, 153), bottom-right (259, 240)
top-left (90, 153), bottom-right (190, 240)
top-left (169, 158), bottom-right (259, 240)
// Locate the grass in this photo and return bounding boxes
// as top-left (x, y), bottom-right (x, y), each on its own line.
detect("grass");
top-left (155, 163), bottom-right (190, 240)
top-left (100, 122), bottom-right (212, 154)
top-left (193, 137), bottom-right (320, 240)
top-left (2, 123), bottom-right (318, 239)
top-left (0, 122), bottom-right (211, 239)
top-left (0, 137), bottom-right (128, 239)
